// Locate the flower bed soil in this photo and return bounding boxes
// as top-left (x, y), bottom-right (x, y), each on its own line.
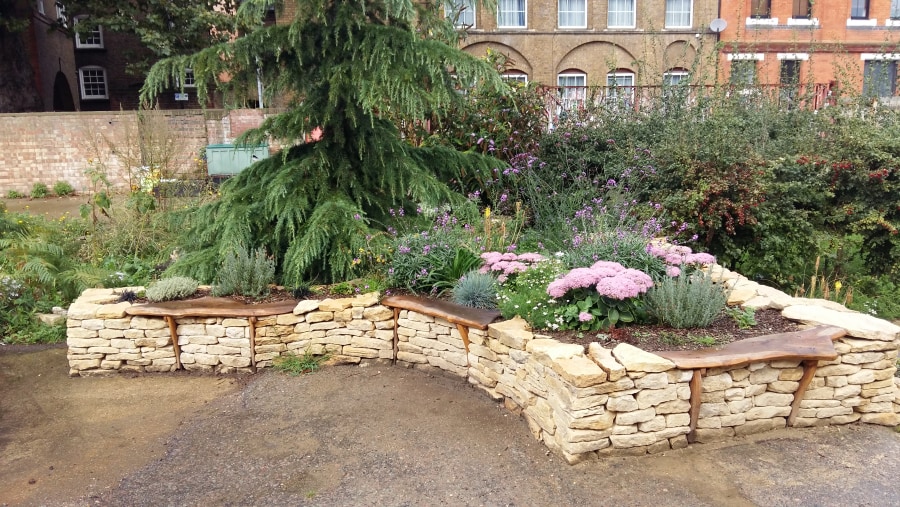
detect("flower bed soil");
top-left (538, 308), bottom-right (801, 352)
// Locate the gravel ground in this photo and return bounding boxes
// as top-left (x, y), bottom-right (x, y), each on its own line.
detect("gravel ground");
top-left (2, 346), bottom-right (899, 506)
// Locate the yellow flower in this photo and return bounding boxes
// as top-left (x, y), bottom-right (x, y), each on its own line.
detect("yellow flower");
top-left (834, 281), bottom-right (842, 291)
top-left (484, 207), bottom-right (491, 219)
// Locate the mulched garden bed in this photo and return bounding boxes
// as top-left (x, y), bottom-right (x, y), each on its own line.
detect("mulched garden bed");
top-left (537, 308), bottom-right (801, 353)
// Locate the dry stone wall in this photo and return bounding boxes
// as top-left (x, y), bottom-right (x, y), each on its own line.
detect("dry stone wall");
top-left (67, 267), bottom-right (900, 463)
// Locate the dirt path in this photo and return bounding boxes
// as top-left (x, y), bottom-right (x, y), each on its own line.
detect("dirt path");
top-left (2, 346), bottom-right (899, 506)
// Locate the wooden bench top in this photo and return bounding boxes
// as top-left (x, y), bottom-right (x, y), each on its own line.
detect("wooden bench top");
top-left (655, 326), bottom-right (846, 370)
top-left (381, 295), bottom-right (502, 330)
top-left (125, 297), bottom-right (299, 318)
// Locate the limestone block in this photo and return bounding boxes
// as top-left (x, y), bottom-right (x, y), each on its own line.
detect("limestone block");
top-left (816, 406), bottom-right (853, 418)
top-left (106, 353), bottom-right (142, 361)
top-left (193, 353), bottom-right (219, 366)
top-left (841, 352), bottom-right (886, 365)
top-left (569, 411), bottom-right (616, 431)
top-left (782, 305), bottom-right (900, 341)
top-left (305, 311), bottom-right (334, 324)
top-left (406, 311), bottom-right (434, 323)
top-left (349, 336), bottom-right (392, 351)
top-left (175, 324), bottom-right (205, 336)
top-left (832, 384), bottom-right (862, 400)
top-left (817, 364), bottom-right (861, 376)
top-left (615, 407), bottom-right (656, 425)
top-left (747, 367), bottom-right (780, 385)
top-left (724, 387), bottom-right (745, 401)
top-left (80, 319), bottom-right (105, 331)
top-left (734, 417), bottom-right (786, 436)
top-left (778, 368), bottom-right (804, 381)
top-left (767, 381), bottom-right (800, 394)
top-left (68, 328), bottom-right (100, 339)
top-left (67, 337), bottom-right (107, 347)
top-left (728, 398), bottom-right (754, 414)
top-left (666, 413), bottom-right (691, 428)
top-left (317, 298), bottom-right (354, 312)
top-left (847, 369), bottom-right (876, 385)
top-left (840, 337), bottom-right (897, 352)
top-left (727, 280), bottom-right (760, 305)
top-left (98, 329), bottom-right (125, 339)
top-left (826, 376), bottom-right (849, 388)
top-left (638, 416), bottom-right (667, 432)
top-left (527, 339), bottom-right (583, 364)
top-left (611, 343), bottom-right (675, 373)
top-left (701, 373), bottom-right (732, 392)
top-left (634, 372), bottom-right (669, 390)
top-left (87, 347), bottom-right (119, 354)
top-left (100, 360), bottom-right (122, 369)
top-left (341, 346), bottom-right (378, 358)
top-left (743, 295), bottom-right (772, 310)
top-left (656, 399), bottom-right (691, 414)
top-left (872, 368), bottom-right (898, 381)
top-left (860, 412), bottom-right (900, 426)
top-left (332, 309), bottom-right (352, 323)
top-left (720, 413), bottom-right (747, 427)
top-left (425, 355), bottom-right (467, 377)
top-left (696, 416), bottom-right (722, 429)
top-left (607, 395), bottom-right (639, 412)
top-left (551, 356), bottom-right (607, 388)
top-left (754, 392), bottom-right (793, 407)
top-left (828, 413), bottom-right (862, 425)
top-left (676, 385), bottom-right (692, 400)
top-left (397, 351), bottom-right (427, 364)
top-left (95, 303), bottom-right (132, 319)
top-left (864, 359), bottom-right (896, 370)
top-left (699, 402), bottom-right (729, 418)
top-left (489, 317), bottom-right (534, 350)
top-left (130, 316), bottom-right (168, 330)
top-left (398, 318), bottom-right (430, 333)
top-left (67, 302), bottom-right (100, 320)
top-left (363, 306), bottom-right (394, 322)
top-left (609, 432), bottom-right (661, 449)
top-left (126, 358), bottom-right (152, 366)
top-left (746, 406), bottom-right (791, 420)
top-left (755, 285), bottom-right (797, 309)
top-left (523, 398), bottom-right (556, 435)
top-left (636, 386), bottom-right (678, 410)
top-left (70, 358), bottom-right (101, 370)
top-left (587, 344), bottom-right (626, 381)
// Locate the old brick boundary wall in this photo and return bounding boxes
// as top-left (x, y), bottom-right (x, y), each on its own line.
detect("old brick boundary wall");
top-left (0, 109), bottom-right (273, 194)
top-left (67, 265), bottom-right (900, 463)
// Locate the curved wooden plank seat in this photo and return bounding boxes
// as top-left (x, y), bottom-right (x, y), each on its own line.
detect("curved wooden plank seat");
top-left (381, 295), bottom-right (501, 330)
top-left (655, 325), bottom-right (846, 370)
top-left (125, 297), bottom-right (299, 318)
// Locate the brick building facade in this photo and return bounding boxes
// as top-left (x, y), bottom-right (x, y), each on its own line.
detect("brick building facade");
top-left (455, 0), bottom-right (721, 88)
top-left (718, 0), bottom-right (900, 98)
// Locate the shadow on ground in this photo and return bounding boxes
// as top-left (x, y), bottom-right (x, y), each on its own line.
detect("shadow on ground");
top-left (2, 346), bottom-right (898, 506)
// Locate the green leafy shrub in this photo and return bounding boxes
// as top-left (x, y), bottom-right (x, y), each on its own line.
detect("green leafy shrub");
top-left (451, 270), bottom-right (498, 309)
top-left (145, 276), bottom-right (199, 302)
top-left (6, 190), bottom-right (24, 199)
top-left (53, 180), bottom-right (76, 196)
top-left (725, 306), bottom-right (757, 329)
top-left (211, 245), bottom-right (275, 298)
top-left (30, 183), bottom-right (49, 198)
top-left (644, 273), bottom-right (728, 328)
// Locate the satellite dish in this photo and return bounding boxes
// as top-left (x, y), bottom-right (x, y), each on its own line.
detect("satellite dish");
top-left (709, 18), bottom-right (727, 33)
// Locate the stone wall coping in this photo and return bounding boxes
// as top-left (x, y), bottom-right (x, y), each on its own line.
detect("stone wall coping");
top-left (656, 326), bottom-right (845, 369)
top-left (381, 295), bottom-right (501, 330)
top-left (125, 297), bottom-right (299, 318)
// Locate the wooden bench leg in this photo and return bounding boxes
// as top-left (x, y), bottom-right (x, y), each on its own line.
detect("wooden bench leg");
top-left (392, 308), bottom-right (400, 364)
top-left (788, 360), bottom-right (819, 427)
top-left (164, 316), bottom-right (182, 370)
top-left (687, 368), bottom-right (705, 443)
top-left (249, 316), bottom-right (258, 373)
top-left (455, 324), bottom-right (471, 367)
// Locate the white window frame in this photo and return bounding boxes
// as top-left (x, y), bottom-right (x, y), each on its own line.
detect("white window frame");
top-left (558, 72), bottom-right (586, 110)
top-left (502, 72), bottom-right (528, 84)
top-left (497, 0), bottom-right (527, 28)
top-left (558, 0), bottom-right (587, 29)
top-left (35, 0), bottom-right (45, 15)
top-left (729, 60), bottom-right (757, 86)
top-left (78, 66), bottom-right (108, 100)
top-left (663, 70), bottom-right (689, 86)
top-left (665, 0), bottom-right (692, 29)
top-left (445, 0), bottom-right (475, 28)
top-left (607, 0), bottom-right (635, 29)
top-left (606, 71), bottom-right (635, 104)
top-left (74, 16), bottom-right (104, 49)
top-left (56, 2), bottom-right (67, 27)
top-left (176, 68), bottom-right (197, 89)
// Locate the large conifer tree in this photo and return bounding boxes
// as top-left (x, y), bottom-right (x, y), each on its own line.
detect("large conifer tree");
top-left (142, 0), bottom-right (504, 285)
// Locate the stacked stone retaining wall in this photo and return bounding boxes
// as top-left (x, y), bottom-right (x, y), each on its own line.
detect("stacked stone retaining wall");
top-left (67, 267), bottom-right (900, 462)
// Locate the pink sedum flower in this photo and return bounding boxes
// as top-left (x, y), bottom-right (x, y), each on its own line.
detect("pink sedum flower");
top-left (578, 312), bottom-right (593, 322)
top-left (666, 265), bottom-right (682, 277)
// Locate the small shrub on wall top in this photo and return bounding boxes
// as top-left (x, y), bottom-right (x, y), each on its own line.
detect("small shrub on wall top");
top-left (212, 245), bottom-right (275, 298)
top-left (644, 273), bottom-right (727, 329)
top-left (451, 270), bottom-right (498, 310)
top-left (145, 276), bottom-right (199, 302)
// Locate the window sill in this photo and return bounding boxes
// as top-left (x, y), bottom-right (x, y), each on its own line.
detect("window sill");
top-left (787, 18), bottom-right (818, 26)
top-left (746, 17), bottom-right (778, 26)
top-left (847, 18), bottom-right (878, 27)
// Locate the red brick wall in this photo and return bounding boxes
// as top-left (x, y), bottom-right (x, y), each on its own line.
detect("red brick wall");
top-left (0, 109), bottom-right (273, 194)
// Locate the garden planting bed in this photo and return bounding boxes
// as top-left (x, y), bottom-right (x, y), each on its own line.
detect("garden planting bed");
top-left (66, 265), bottom-right (900, 463)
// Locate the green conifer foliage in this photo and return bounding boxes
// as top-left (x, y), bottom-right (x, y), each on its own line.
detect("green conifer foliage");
top-left (141, 0), bottom-right (505, 284)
